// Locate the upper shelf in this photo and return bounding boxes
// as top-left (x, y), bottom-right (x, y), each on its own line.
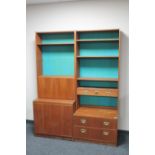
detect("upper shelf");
top-left (77, 77), bottom-right (118, 82)
top-left (76, 39), bottom-right (119, 42)
top-left (37, 43), bottom-right (74, 46)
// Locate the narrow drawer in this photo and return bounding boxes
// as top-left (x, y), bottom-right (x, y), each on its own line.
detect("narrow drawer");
top-left (73, 126), bottom-right (117, 144)
top-left (74, 116), bottom-right (117, 129)
top-left (77, 87), bottom-right (118, 97)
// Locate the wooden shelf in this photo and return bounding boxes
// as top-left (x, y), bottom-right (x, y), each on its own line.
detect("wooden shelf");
top-left (38, 75), bottom-right (74, 79)
top-left (37, 43), bottom-right (74, 46)
top-left (77, 29), bottom-right (119, 32)
top-left (77, 39), bottom-right (119, 42)
top-left (77, 56), bottom-right (118, 59)
top-left (77, 77), bottom-right (118, 82)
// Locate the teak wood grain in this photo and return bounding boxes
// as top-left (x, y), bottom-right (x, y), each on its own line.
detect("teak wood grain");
top-left (73, 107), bottom-right (118, 119)
top-left (77, 77), bottom-right (118, 82)
top-left (34, 30), bottom-right (120, 145)
top-left (73, 107), bottom-right (118, 144)
top-left (33, 99), bottom-right (75, 137)
top-left (73, 117), bottom-right (117, 129)
top-left (77, 87), bottom-right (118, 97)
top-left (73, 126), bottom-right (117, 145)
top-left (38, 76), bottom-right (75, 100)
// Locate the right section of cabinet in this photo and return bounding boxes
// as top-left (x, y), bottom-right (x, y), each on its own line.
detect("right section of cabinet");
top-left (74, 29), bottom-right (120, 145)
top-left (73, 107), bottom-right (118, 145)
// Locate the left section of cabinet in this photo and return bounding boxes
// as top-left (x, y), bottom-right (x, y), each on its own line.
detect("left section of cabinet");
top-left (33, 98), bottom-right (75, 138)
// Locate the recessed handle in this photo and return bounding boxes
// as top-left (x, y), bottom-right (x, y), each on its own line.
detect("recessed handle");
top-left (80, 128), bottom-right (87, 134)
top-left (103, 131), bottom-right (109, 136)
top-left (80, 118), bottom-right (87, 124)
top-left (103, 121), bottom-right (110, 126)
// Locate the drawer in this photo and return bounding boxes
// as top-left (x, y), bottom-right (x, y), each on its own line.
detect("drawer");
top-left (73, 126), bottom-right (90, 139)
top-left (74, 116), bottom-right (117, 129)
top-left (77, 87), bottom-right (118, 97)
top-left (91, 128), bottom-right (117, 143)
top-left (73, 126), bottom-right (117, 144)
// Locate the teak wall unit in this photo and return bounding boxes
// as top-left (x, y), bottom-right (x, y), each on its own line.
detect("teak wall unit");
top-left (33, 29), bottom-right (120, 145)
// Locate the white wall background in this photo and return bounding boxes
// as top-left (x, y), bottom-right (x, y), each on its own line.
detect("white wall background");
top-left (26, 0), bottom-right (129, 130)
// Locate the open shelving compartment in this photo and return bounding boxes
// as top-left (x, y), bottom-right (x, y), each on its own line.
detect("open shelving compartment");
top-left (35, 31), bottom-right (76, 100)
top-left (36, 31), bottom-right (75, 77)
top-left (75, 29), bottom-right (120, 108)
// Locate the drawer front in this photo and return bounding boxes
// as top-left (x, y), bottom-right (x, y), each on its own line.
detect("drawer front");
top-left (77, 87), bottom-right (118, 97)
top-left (91, 128), bottom-right (117, 143)
top-left (73, 126), bottom-right (90, 139)
top-left (74, 116), bottom-right (90, 127)
top-left (74, 116), bottom-right (117, 129)
top-left (73, 126), bottom-right (117, 144)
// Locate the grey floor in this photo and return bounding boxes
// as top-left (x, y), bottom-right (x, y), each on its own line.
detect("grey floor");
top-left (26, 121), bottom-right (129, 155)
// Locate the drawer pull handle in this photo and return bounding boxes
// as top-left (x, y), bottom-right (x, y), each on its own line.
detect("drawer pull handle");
top-left (83, 90), bottom-right (88, 95)
top-left (94, 91), bottom-right (99, 95)
top-left (103, 121), bottom-right (110, 126)
top-left (80, 128), bottom-right (87, 134)
top-left (80, 118), bottom-right (87, 124)
top-left (103, 131), bottom-right (109, 136)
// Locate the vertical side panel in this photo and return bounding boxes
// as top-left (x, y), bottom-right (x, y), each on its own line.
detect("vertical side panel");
top-left (36, 33), bottom-right (42, 76)
top-left (36, 33), bottom-right (42, 98)
top-left (33, 102), bottom-right (45, 134)
top-left (74, 31), bottom-right (79, 109)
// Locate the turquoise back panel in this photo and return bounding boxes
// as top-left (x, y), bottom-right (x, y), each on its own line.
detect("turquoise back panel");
top-left (79, 31), bottom-right (119, 39)
top-left (41, 33), bottom-right (74, 44)
top-left (80, 96), bottom-right (117, 107)
top-left (79, 42), bottom-right (118, 56)
top-left (42, 46), bottom-right (74, 76)
top-left (79, 59), bottom-right (118, 78)
top-left (79, 81), bottom-right (118, 88)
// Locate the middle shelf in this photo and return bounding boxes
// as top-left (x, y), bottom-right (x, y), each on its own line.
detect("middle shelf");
top-left (77, 78), bottom-right (118, 82)
top-left (77, 56), bottom-right (118, 58)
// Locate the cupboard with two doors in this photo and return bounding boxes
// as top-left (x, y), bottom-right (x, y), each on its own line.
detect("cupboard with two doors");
top-left (33, 29), bottom-right (120, 145)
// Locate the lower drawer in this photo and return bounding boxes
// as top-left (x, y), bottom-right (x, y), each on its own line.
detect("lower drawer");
top-left (73, 126), bottom-right (117, 144)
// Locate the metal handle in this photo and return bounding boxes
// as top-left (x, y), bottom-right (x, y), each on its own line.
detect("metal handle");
top-left (94, 91), bottom-right (99, 95)
top-left (103, 131), bottom-right (109, 136)
top-left (80, 118), bottom-right (87, 124)
top-left (83, 90), bottom-right (88, 95)
top-left (80, 128), bottom-right (87, 134)
top-left (103, 121), bottom-right (110, 126)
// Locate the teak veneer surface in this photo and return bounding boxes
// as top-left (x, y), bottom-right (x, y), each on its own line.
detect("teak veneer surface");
top-left (34, 98), bottom-right (75, 105)
top-left (77, 77), bottom-right (118, 82)
top-left (33, 99), bottom-right (75, 137)
top-left (77, 87), bottom-right (118, 97)
top-left (38, 76), bottom-right (75, 100)
top-left (74, 107), bottom-right (118, 119)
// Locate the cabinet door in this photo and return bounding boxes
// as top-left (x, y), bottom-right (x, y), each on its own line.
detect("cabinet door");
top-left (33, 102), bottom-right (61, 136)
top-left (61, 105), bottom-right (73, 137)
